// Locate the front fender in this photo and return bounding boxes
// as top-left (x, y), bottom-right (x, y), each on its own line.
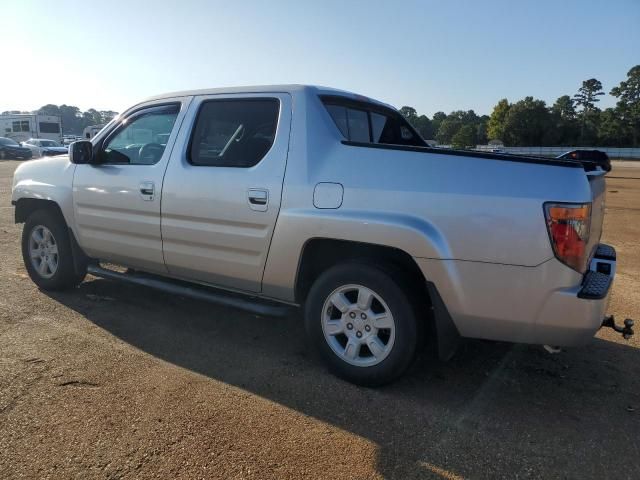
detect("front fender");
top-left (11, 156), bottom-right (77, 230)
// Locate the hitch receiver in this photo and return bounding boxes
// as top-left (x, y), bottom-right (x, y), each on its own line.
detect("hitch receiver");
top-left (601, 315), bottom-right (634, 340)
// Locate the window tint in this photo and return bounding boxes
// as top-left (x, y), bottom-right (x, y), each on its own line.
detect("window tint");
top-left (322, 105), bottom-right (370, 143)
top-left (347, 108), bottom-right (369, 142)
top-left (189, 98), bottom-right (279, 167)
top-left (322, 97), bottom-right (425, 147)
top-left (39, 122), bottom-right (60, 134)
top-left (370, 113), bottom-right (387, 143)
top-left (100, 104), bottom-right (179, 165)
top-left (324, 104), bottom-right (348, 137)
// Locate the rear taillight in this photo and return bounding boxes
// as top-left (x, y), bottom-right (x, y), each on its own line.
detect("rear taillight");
top-left (544, 203), bottom-right (592, 272)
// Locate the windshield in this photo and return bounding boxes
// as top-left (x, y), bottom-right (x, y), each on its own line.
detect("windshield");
top-left (40, 140), bottom-right (61, 147)
top-left (0, 137), bottom-right (19, 146)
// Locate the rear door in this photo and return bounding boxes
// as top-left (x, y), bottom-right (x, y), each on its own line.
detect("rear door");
top-left (72, 98), bottom-right (190, 273)
top-left (161, 93), bottom-right (292, 292)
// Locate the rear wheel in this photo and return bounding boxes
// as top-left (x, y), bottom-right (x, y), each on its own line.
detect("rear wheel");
top-left (21, 209), bottom-right (86, 291)
top-left (305, 263), bottom-right (421, 386)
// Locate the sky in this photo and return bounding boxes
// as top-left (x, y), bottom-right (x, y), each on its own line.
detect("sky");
top-left (2, 0), bottom-right (639, 117)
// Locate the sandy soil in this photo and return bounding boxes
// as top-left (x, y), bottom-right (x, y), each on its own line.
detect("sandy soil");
top-left (0, 159), bottom-right (638, 479)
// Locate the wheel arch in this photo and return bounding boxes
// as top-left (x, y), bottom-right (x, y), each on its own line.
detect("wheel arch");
top-left (14, 198), bottom-right (91, 276)
top-left (294, 238), bottom-right (460, 360)
top-left (294, 238), bottom-right (428, 305)
top-left (14, 198), bottom-right (64, 224)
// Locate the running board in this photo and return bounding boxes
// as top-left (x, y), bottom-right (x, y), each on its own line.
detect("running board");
top-left (86, 264), bottom-right (291, 317)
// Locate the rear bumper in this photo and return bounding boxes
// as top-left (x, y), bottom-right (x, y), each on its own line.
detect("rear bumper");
top-left (535, 244), bottom-right (616, 346)
top-left (414, 243), bottom-right (618, 347)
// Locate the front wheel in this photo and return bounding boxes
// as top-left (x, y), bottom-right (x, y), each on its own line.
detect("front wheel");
top-left (21, 209), bottom-right (86, 291)
top-left (305, 263), bottom-right (421, 386)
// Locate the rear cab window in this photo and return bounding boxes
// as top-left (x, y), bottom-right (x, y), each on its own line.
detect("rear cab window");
top-left (321, 95), bottom-right (426, 147)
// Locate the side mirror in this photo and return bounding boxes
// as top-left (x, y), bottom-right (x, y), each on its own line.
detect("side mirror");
top-left (69, 140), bottom-right (94, 164)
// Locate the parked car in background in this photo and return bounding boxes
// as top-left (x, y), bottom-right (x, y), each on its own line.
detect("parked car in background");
top-left (0, 137), bottom-right (33, 160)
top-left (21, 139), bottom-right (68, 158)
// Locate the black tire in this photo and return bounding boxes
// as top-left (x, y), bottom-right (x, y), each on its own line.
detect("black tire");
top-left (305, 262), bottom-right (421, 386)
top-left (21, 208), bottom-right (86, 291)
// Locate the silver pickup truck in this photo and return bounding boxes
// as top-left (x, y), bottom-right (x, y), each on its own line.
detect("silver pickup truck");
top-left (11, 85), bottom-right (632, 386)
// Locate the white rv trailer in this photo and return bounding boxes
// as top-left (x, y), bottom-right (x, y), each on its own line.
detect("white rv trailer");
top-left (83, 124), bottom-right (105, 139)
top-left (0, 114), bottom-right (63, 143)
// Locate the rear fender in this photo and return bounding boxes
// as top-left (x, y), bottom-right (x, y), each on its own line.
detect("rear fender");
top-left (262, 209), bottom-right (450, 301)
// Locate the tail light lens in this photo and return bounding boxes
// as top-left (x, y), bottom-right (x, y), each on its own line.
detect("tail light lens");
top-left (544, 203), bottom-right (592, 272)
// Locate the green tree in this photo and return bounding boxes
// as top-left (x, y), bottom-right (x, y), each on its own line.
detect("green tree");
top-left (435, 110), bottom-right (481, 146)
top-left (435, 117), bottom-right (461, 144)
top-left (32, 104), bottom-right (119, 135)
top-left (551, 95), bottom-right (576, 120)
top-left (100, 110), bottom-right (118, 123)
top-left (36, 104), bottom-right (62, 116)
top-left (610, 65), bottom-right (640, 146)
top-left (598, 108), bottom-right (630, 146)
top-left (58, 105), bottom-right (82, 134)
top-left (487, 99), bottom-right (510, 142)
top-left (451, 124), bottom-right (475, 148)
top-left (574, 78), bottom-right (604, 144)
top-left (550, 95), bottom-right (579, 145)
top-left (476, 115), bottom-right (489, 145)
top-left (398, 106), bottom-right (418, 124)
top-left (414, 115), bottom-right (433, 140)
top-left (502, 97), bottom-right (551, 146)
top-left (398, 107), bottom-right (433, 139)
top-left (431, 111), bottom-right (446, 138)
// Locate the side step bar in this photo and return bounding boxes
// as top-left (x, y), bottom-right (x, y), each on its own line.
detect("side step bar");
top-left (87, 264), bottom-right (292, 317)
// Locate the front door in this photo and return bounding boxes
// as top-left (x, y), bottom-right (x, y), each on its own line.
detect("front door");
top-left (72, 99), bottom-right (189, 273)
top-left (161, 93), bottom-right (292, 292)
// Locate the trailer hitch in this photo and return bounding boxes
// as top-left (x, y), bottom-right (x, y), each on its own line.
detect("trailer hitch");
top-left (601, 315), bottom-right (634, 340)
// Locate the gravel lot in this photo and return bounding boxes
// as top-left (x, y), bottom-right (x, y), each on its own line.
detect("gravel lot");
top-left (0, 159), bottom-right (638, 479)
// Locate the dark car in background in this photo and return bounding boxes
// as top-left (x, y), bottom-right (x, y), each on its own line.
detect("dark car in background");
top-left (0, 137), bottom-right (33, 160)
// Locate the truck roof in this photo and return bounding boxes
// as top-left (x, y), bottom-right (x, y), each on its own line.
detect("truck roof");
top-left (143, 84), bottom-right (395, 110)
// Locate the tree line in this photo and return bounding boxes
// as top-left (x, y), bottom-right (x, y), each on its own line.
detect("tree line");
top-left (400, 65), bottom-right (640, 148)
top-left (1, 105), bottom-right (119, 136)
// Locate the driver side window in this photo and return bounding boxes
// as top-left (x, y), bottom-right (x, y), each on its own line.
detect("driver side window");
top-left (100, 104), bottom-right (179, 165)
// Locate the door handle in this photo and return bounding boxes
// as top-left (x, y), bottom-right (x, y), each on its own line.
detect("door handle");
top-left (248, 189), bottom-right (268, 211)
top-left (140, 181), bottom-right (155, 200)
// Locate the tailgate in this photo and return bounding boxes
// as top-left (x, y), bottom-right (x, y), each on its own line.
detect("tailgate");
top-left (586, 170), bottom-right (607, 260)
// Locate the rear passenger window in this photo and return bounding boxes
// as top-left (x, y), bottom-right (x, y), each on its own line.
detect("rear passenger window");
top-left (323, 105), bottom-right (370, 143)
top-left (322, 96), bottom-right (426, 147)
top-left (346, 108), bottom-right (369, 142)
top-left (189, 99), bottom-right (279, 167)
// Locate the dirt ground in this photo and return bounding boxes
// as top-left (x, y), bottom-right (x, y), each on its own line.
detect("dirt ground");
top-left (0, 160), bottom-right (638, 480)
